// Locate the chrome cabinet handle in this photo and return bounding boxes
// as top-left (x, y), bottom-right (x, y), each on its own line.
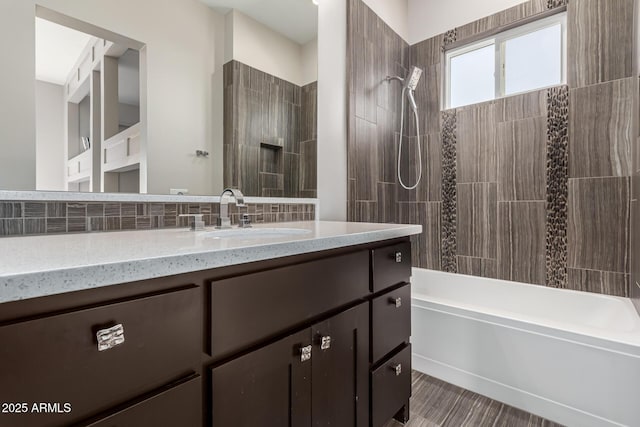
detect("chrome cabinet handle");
top-left (391, 363), bottom-right (402, 376)
top-left (389, 297), bottom-right (402, 308)
top-left (96, 324), bottom-right (125, 352)
top-left (395, 252), bottom-right (402, 263)
top-left (320, 335), bottom-right (331, 350)
top-left (300, 345), bottom-right (312, 362)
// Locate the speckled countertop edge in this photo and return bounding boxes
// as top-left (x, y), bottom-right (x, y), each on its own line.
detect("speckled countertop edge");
top-left (0, 222), bottom-right (422, 304)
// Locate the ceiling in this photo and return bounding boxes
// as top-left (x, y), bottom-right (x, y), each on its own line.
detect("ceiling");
top-left (201, 0), bottom-right (318, 45)
top-left (35, 18), bottom-right (95, 86)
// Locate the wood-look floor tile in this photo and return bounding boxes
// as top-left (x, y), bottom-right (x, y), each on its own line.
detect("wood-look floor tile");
top-left (498, 202), bottom-right (547, 285)
top-left (567, 268), bottom-right (629, 297)
top-left (384, 372), bottom-right (564, 427)
top-left (568, 0), bottom-right (634, 87)
top-left (457, 183), bottom-right (497, 259)
top-left (568, 177), bottom-right (630, 273)
top-left (497, 116), bottom-right (547, 201)
top-left (569, 78), bottom-right (633, 178)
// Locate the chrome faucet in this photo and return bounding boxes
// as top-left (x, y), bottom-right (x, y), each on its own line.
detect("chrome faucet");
top-left (217, 188), bottom-right (246, 229)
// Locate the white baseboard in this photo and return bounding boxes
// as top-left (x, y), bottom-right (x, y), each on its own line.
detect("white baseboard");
top-left (412, 354), bottom-right (624, 427)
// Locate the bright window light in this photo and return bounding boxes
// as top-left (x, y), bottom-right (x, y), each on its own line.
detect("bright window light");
top-left (446, 12), bottom-right (566, 109)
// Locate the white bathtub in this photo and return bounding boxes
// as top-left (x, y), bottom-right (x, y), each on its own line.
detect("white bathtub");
top-left (410, 268), bottom-right (640, 427)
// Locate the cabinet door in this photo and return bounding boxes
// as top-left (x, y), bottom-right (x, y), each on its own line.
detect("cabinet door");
top-left (311, 303), bottom-right (369, 427)
top-left (211, 329), bottom-right (312, 427)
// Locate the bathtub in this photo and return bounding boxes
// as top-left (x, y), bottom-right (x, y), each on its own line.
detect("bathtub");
top-left (410, 269), bottom-right (640, 427)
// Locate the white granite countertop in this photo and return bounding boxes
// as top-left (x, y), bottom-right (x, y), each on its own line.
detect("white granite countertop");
top-left (0, 221), bottom-right (421, 304)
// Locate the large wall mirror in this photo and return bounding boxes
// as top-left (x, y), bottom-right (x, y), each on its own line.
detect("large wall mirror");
top-left (0, 0), bottom-right (318, 198)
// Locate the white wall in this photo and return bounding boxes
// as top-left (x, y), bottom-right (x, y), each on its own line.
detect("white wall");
top-left (228, 10), bottom-right (312, 87)
top-left (0, 1), bottom-right (36, 190)
top-left (1, 0), bottom-right (223, 195)
top-left (408, 0), bottom-right (529, 44)
top-left (317, 0), bottom-right (347, 221)
top-left (363, 0), bottom-right (409, 43)
top-left (301, 38), bottom-right (318, 86)
top-left (35, 80), bottom-right (66, 191)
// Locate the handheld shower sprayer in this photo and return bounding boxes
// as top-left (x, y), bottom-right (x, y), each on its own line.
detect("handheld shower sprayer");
top-left (404, 66), bottom-right (422, 112)
top-left (386, 66), bottom-right (424, 190)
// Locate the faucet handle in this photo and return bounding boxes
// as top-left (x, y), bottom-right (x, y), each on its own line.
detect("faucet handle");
top-left (179, 214), bottom-right (205, 231)
top-left (239, 213), bottom-right (252, 228)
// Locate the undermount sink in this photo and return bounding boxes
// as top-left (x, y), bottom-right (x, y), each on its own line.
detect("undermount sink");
top-left (202, 227), bottom-right (312, 239)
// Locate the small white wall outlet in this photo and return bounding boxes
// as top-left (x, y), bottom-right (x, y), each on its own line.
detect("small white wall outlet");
top-left (170, 188), bottom-right (189, 195)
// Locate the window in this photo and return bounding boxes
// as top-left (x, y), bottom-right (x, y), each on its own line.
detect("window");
top-left (446, 13), bottom-right (567, 109)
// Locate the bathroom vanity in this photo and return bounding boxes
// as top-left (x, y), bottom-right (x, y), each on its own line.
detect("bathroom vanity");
top-left (0, 221), bottom-right (420, 427)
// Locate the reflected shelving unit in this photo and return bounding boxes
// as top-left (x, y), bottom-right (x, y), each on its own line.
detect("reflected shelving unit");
top-left (64, 38), bottom-right (144, 193)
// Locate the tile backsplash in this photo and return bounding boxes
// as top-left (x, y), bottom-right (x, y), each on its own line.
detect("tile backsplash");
top-left (0, 200), bottom-right (316, 237)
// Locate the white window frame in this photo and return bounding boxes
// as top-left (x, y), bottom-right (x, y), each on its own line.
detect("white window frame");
top-left (445, 12), bottom-right (567, 109)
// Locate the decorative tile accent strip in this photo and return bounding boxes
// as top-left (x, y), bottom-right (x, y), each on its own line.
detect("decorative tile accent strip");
top-left (547, 0), bottom-right (568, 9)
top-left (0, 201), bottom-right (316, 237)
top-left (442, 29), bottom-right (457, 51)
top-left (545, 86), bottom-right (570, 287)
top-left (441, 111), bottom-right (458, 273)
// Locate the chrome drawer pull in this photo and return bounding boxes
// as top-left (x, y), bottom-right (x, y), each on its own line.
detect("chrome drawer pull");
top-left (395, 252), bottom-right (402, 263)
top-left (96, 324), bottom-right (125, 352)
top-left (391, 363), bottom-right (402, 376)
top-left (320, 336), bottom-right (332, 351)
top-left (389, 297), bottom-right (402, 308)
top-left (300, 345), bottom-right (312, 362)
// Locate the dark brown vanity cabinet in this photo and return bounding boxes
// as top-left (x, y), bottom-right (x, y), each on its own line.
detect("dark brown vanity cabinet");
top-left (370, 243), bottom-right (413, 427)
top-left (211, 303), bottom-right (369, 427)
top-left (0, 286), bottom-right (201, 427)
top-left (0, 237), bottom-right (413, 427)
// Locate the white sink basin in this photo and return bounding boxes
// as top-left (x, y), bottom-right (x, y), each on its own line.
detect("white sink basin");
top-left (202, 227), bottom-right (312, 239)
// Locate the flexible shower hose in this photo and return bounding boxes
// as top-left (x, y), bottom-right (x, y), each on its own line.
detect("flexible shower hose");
top-left (397, 87), bottom-right (423, 190)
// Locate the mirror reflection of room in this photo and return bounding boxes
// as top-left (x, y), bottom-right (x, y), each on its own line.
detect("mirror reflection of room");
top-left (213, 2), bottom-right (318, 198)
top-left (35, 16), bottom-right (144, 193)
top-left (3, 0), bottom-right (318, 198)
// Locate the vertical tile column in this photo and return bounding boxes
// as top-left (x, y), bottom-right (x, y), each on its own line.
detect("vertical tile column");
top-left (565, 0), bottom-right (634, 296)
top-left (397, 35), bottom-right (445, 270)
top-left (545, 87), bottom-right (569, 288)
top-left (454, 102), bottom-right (497, 278)
top-left (346, 0), bottom-right (409, 223)
top-left (441, 111), bottom-right (458, 273)
top-left (497, 90), bottom-right (549, 286)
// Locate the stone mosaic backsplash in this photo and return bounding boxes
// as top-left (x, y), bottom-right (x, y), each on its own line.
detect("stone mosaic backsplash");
top-left (0, 201), bottom-right (316, 237)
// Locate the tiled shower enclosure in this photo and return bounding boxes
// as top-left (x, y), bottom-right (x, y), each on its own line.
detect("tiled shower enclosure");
top-left (347, 0), bottom-right (636, 297)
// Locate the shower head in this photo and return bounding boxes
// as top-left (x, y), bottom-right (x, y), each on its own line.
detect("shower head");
top-left (404, 66), bottom-right (423, 91)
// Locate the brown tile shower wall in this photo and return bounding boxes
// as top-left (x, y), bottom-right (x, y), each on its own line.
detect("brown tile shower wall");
top-left (347, 0), bottom-right (635, 297)
top-left (632, 0), bottom-right (640, 312)
top-left (223, 61), bottom-right (317, 198)
top-left (0, 201), bottom-right (316, 237)
top-left (346, 0), bottom-right (409, 225)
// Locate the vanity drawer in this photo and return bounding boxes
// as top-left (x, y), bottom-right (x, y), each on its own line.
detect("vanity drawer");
top-left (0, 286), bottom-right (200, 427)
top-left (371, 241), bottom-right (412, 293)
top-left (372, 283), bottom-right (411, 362)
top-left (86, 376), bottom-right (201, 427)
top-left (210, 250), bottom-right (369, 359)
top-left (371, 344), bottom-right (412, 427)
